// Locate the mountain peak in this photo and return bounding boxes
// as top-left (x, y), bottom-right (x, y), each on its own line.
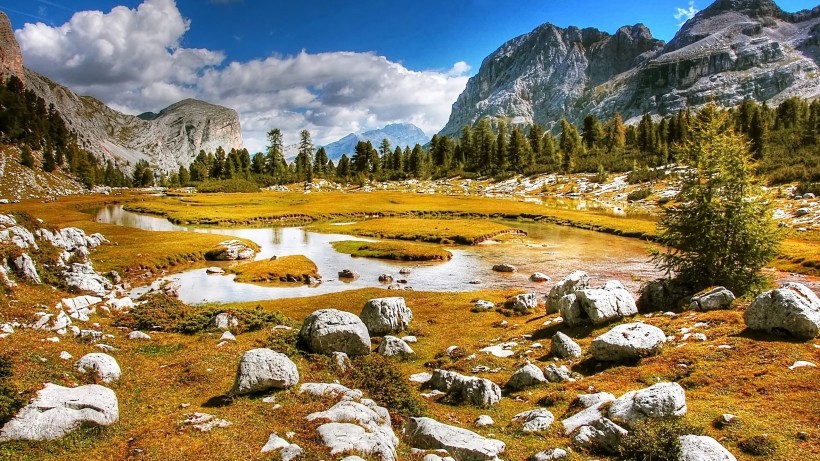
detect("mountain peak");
top-left (700, 0), bottom-right (783, 18)
top-left (0, 11), bottom-right (25, 85)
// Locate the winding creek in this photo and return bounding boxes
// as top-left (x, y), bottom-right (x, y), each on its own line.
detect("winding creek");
top-left (95, 205), bottom-right (667, 304)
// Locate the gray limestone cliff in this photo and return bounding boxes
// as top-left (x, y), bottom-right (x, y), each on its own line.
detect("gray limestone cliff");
top-left (440, 0), bottom-right (820, 135)
top-left (0, 12), bottom-right (242, 173)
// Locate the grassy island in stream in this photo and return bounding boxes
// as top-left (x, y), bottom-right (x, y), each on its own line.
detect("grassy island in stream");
top-left (230, 255), bottom-right (319, 286)
top-left (331, 240), bottom-right (452, 261)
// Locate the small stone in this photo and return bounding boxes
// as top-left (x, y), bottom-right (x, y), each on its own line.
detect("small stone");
top-left (474, 415), bottom-right (494, 427)
top-left (788, 360), bottom-right (817, 370)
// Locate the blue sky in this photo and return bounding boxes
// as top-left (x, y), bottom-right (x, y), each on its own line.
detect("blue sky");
top-left (2, 0), bottom-right (818, 151)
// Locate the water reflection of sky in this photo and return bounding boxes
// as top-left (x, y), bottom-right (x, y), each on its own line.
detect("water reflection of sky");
top-left (95, 205), bottom-right (662, 304)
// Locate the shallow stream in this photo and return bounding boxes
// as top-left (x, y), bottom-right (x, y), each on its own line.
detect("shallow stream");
top-left (95, 205), bottom-right (664, 304)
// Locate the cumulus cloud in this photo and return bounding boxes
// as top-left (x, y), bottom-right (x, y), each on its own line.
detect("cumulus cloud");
top-left (15, 0), bottom-right (470, 153)
top-left (674, 1), bottom-right (699, 26)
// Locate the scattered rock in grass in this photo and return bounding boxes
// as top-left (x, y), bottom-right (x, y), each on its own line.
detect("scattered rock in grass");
top-left (13, 254), bottom-right (40, 284)
top-left (788, 360), bottom-right (817, 370)
top-left (473, 300), bottom-right (495, 311)
top-left (607, 382), bottom-right (687, 428)
top-left (543, 364), bottom-right (574, 383)
top-left (678, 435), bottom-right (737, 461)
top-left (474, 415), bottom-right (494, 427)
top-left (182, 412), bottom-right (232, 432)
top-left (299, 309), bottom-right (371, 356)
top-left (333, 351), bottom-right (352, 372)
top-left (231, 348), bottom-right (299, 395)
top-left (551, 331), bottom-right (582, 360)
top-left (410, 372), bottom-right (432, 384)
top-left (378, 335), bottom-right (415, 357)
top-left (506, 363), bottom-right (546, 390)
top-left (714, 414), bottom-right (740, 429)
top-left (402, 335), bottom-right (418, 343)
top-left (261, 432), bottom-right (290, 453)
top-left (744, 282), bottom-right (820, 339)
top-left (689, 286), bottom-right (735, 311)
top-left (547, 270), bottom-right (589, 314)
top-left (479, 342), bottom-right (517, 358)
top-left (220, 331), bottom-right (236, 342)
top-left (529, 448), bottom-right (568, 460)
top-left (590, 323), bottom-right (666, 361)
top-left (0, 383), bottom-right (118, 442)
top-left (565, 280), bottom-right (637, 327)
top-left (127, 331), bottom-right (151, 340)
top-left (404, 417), bottom-right (506, 461)
top-left (512, 408), bottom-right (555, 433)
top-left (309, 398), bottom-right (398, 461)
top-left (59, 351), bottom-right (72, 360)
top-left (428, 369), bottom-right (502, 407)
top-left (299, 383), bottom-right (363, 401)
top-left (74, 353), bottom-right (121, 383)
top-left (577, 392), bottom-right (616, 408)
top-left (573, 417), bottom-right (628, 454)
top-left (63, 262), bottom-right (111, 296)
top-left (505, 292), bottom-right (539, 312)
top-left (360, 297), bottom-right (413, 335)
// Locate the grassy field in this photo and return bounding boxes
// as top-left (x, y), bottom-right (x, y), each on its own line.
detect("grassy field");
top-left (0, 287), bottom-right (817, 460)
top-left (313, 218), bottom-right (523, 245)
top-left (230, 255), bottom-right (319, 286)
top-left (0, 193), bottom-right (259, 282)
top-left (330, 240), bottom-right (452, 261)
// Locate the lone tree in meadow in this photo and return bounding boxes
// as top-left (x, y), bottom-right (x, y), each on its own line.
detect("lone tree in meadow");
top-left (652, 103), bottom-right (782, 296)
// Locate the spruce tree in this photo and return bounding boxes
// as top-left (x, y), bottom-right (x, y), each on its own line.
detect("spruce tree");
top-left (652, 104), bottom-right (782, 295)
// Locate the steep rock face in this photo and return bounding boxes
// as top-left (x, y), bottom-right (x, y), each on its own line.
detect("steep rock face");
top-left (440, 0), bottom-right (820, 136)
top-left (0, 15), bottom-right (241, 173)
top-left (24, 71), bottom-right (242, 172)
top-left (0, 13), bottom-right (23, 84)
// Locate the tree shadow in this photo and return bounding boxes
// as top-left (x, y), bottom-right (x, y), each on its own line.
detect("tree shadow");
top-left (570, 356), bottom-right (642, 377)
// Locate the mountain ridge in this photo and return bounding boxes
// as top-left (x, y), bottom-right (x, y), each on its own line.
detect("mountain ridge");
top-left (439, 0), bottom-right (820, 136)
top-left (0, 12), bottom-right (243, 173)
top-left (321, 123), bottom-right (429, 161)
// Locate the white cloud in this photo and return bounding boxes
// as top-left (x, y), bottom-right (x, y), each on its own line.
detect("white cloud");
top-left (15, 0), bottom-right (469, 154)
top-left (674, 1), bottom-right (699, 26)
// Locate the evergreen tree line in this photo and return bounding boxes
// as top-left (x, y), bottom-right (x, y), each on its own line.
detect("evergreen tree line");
top-left (183, 96), bottom-right (812, 189)
top-left (0, 76), bottom-right (129, 188)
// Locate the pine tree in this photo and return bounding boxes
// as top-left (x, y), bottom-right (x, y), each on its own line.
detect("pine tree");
top-left (42, 149), bottom-right (55, 172)
top-left (313, 146), bottom-right (329, 177)
top-left (296, 129), bottom-right (314, 183)
top-left (19, 145), bottom-right (34, 168)
top-left (559, 119), bottom-right (582, 173)
top-left (652, 104), bottom-right (782, 295)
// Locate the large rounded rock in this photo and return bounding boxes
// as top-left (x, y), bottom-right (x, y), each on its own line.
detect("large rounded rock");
top-left (359, 297), bottom-right (413, 335)
top-left (74, 353), bottom-right (121, 383)
top-left (505, 292), bottom-right (539, 312)
top-left (551, 331), bottom-right (582, 360)
top-left (607, 382), bottom-right (687, 428)
top-left (506, 363), bottom-right (546, 390)
top-left (512, 408), bottom-right (554, 433)
top-left (590, 323), bottom-right (665, 361)
top-left (568, 280), bottom-right (637, 326)
top-left (299, 309), bottom-right (371, 356)
top-left (231, 348), bottom-right (299, 395)
top-left (547, 270), bottom-right (589, 313)
top-left (744, 282), bottom-right (820, 339)
top-left (0, 383), bottom-right (118, 441)
top-left (377, 335), bottom-right (415, 357)
top-left (689, 286), bottom-right (735, 311)
top-left (404, 417), bottom-right (506, 461)
top-left (677, 435), bottom-right (737, 461)
top-left (429, 369), bottom-right (502, 407)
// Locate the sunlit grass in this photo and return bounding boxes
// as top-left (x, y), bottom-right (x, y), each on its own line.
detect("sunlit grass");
top-left (331, 240), bottom-right (452, 261)
top-left (230, 255), bottom-right (319, 286)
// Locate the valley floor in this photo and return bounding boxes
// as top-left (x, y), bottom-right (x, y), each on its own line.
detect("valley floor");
top-left (0, 189), bottom-right (818, 460)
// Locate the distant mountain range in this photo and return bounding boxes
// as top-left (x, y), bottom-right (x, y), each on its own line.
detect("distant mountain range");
top-left (0, 12), bottom-right (242, 173)
top-left (440, 0), bottom-right (820, 136)
top-left (321, 123), bottom-right (429, 161)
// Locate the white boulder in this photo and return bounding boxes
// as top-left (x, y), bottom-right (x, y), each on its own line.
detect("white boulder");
top-left (360, 297), bottom-right (413, 335)
top-left (590, 323), bottom-right (666, 361)
top-left (744, 282), bottom-right (820, 339)
top-left (299, 309), bottom-right (371, 356)
top-left (404, 417), bottom-right (506, 461)
top-left (74, 353), bottom-right (121, 383)
top-left (231, 348), bottom-right (299, 395)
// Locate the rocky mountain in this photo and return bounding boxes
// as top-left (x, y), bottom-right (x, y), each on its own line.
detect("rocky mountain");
top-left (440, 0), bottom-right (820, 136)
top-left (321, 123), bottom-right (429, 161)
top-left (0, 13), bottom-right (242, 173)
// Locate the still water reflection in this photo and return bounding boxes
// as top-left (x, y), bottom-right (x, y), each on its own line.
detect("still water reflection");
top-left (94, 205), bottom-right (662, 304)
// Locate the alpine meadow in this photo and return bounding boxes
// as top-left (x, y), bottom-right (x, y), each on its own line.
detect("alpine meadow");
top-left (1, 1), bottom-right (820, 461)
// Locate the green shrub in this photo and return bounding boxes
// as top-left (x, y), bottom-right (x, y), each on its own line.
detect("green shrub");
top-left (116, 294), bottom-right (288, 334)
top-left (739, 434), bottom-right (778, 456)
top-left (618, 418), bottom-right (703, 460)
top-left (627, 188), bottom-right (652, 201)
top-left (196, 178), bottom-right (259, 193)
top-left (348, 355), bottom-right (426, 419)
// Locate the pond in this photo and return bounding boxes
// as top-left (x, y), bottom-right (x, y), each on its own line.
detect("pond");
top-left (94, 205), bottom-right (664, 304)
